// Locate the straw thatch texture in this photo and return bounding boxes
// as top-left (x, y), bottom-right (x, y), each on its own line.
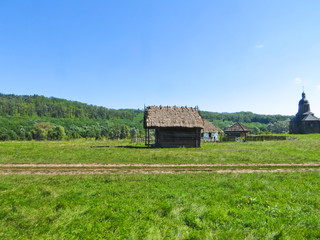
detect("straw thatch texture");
top-left (201, 119), bottom-right (223, 133)
top-left (225, 122), bottom-right (251, 132)
top-left (144, 106), bottom-right (204, 129)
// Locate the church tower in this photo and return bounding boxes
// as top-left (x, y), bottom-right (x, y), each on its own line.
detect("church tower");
top-left (289, 92), bottom-right (320, 134)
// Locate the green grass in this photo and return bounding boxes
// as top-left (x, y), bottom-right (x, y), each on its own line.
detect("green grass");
top-left (0, 134), bottom-right (320, 164)
top-left (1, 173), bottom-right (320, 239)
top-left (1, 135), bottom-right (320, 239)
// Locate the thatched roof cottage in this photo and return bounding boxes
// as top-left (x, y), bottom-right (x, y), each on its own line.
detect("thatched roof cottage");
top-left (224, 122), bottom-right (251, 137)
top-left (144, 106), bottom-right (204, 147)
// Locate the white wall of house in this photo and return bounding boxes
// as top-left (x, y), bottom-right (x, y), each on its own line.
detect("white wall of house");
top-left (202, 132), bottom-right (220, 141)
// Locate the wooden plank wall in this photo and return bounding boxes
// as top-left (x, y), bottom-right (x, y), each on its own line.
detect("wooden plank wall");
top-left (156, 128), bottom-right (201, 148)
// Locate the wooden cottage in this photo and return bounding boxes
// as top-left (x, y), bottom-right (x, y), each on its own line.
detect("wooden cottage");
top-left (224, 122), bottom-right (251, 137)
top-left (144, 106), bottom-right (204, 148)
top-left (201, 119), bottom-right (223, 142)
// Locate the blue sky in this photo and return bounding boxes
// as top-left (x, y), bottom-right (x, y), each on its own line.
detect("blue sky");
top-left (1, 0), bottom-right (320, 115)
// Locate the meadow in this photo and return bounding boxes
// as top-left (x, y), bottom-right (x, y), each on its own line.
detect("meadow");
top-left (0, 134), bottom-right (320, 165)
top-left (0, 134), bottom-right (320, 239)
top-left (1, 173), bottom-right (320, 239)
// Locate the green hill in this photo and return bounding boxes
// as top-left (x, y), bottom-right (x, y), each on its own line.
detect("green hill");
top-left (0, 93), bottom-right (292, 140)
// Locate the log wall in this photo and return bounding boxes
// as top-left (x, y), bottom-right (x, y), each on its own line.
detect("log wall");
top-left (289, 121), bottom-right (320, 134)
top-left (155, 128), bottom-right (201, 148)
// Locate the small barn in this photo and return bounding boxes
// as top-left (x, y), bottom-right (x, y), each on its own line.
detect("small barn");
top-left (201, 119), bottom-right (223, 142)
top-left (224, 122), bottom-right (251, 138)
top-left (144, 106), bottom-right (204, 148)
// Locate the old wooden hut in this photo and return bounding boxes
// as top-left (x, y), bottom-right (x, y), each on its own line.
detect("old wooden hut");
top-left (144, 106), bottom-right (204, 148)
top-left (201, 119), bottom-right (223, 142)
top-left (224, 122), bottom-right (251, 137)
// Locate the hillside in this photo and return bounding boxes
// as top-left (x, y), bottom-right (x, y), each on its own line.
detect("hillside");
top-left (0, 93), bottom-right (293, 140)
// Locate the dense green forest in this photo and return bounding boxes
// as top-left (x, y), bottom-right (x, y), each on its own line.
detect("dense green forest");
top-left (0, 93), bottom-right (292, 140)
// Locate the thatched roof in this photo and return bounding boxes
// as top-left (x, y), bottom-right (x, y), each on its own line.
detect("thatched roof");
top-left (202, 119), bottom-right (223, 133)
top-left (225, 122), bottom-right (251, 132)
top-left (144, 106), bottom-right (204, 128)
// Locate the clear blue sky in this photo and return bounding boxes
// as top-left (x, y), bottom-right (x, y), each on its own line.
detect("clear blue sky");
top-left (1, 0), bottom-right (320, 115)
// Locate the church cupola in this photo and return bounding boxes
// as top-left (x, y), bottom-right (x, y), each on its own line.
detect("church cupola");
top-left (298, 92), bottom-right (310, 115)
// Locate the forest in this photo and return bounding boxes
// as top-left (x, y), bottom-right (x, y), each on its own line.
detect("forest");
top-left (0, 93), bottom-right (292, 140)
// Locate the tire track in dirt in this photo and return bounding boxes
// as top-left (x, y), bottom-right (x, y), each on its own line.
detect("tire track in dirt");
top-left (0, 169), bottom-right (319, 175)
top-left (1, 163), bottom-right (320, 175)
top-left (1, 163), bottom-right (320, 167)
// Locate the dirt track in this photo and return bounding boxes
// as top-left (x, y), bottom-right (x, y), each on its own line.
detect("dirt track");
top-left (1, 163), bottom-right (320, 167)
top-left (1, 163), bottom-right (320, 175)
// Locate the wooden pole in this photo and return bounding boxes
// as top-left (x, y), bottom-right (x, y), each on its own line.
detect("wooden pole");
top-left (145, 129), bottom-right (147, 146)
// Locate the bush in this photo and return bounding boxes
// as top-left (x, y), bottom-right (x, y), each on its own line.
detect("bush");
top-left (0, 129), bottom-right (10, 141)
top-left (33, 122), bottom-right (52, 140)
top-left (48, 126), bottom-right (66, 140)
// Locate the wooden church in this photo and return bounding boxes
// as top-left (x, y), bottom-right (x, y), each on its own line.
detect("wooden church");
top-left (289, 92), bottom-right (320, 134)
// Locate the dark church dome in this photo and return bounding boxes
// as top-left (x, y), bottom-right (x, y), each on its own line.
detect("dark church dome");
top-left (298, 92), bottom-right (310, 114)
top-left (299, 92), bottom-right (309, 105)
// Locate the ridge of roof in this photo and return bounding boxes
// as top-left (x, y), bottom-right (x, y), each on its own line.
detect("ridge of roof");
top-left (302, 114), bottom-right (320, 121)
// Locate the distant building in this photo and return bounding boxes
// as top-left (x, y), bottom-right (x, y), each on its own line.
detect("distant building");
top-left (201, 119), bottom-right (223, 141)
top-left (289, 92), bottom-right (320, 134)
top-left (224, 122), bottom-right (251, 138)
top-left (144, 106), bottom-right (203, 148)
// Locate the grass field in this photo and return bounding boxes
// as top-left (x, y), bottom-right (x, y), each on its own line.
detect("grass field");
top-left (0, 134), bottom-right (319, 164)
top-left (1, 134), bottom-right (320, 239)
top-left (1, 173), bottom-right (320, 239)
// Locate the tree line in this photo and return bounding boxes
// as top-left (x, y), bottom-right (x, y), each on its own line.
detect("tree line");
top-left (0, 94), bottom-right (140, 120)
top-left (200, 110), bottom-right (292, 134)
top-left (0, 93), bottom-right (293, 141)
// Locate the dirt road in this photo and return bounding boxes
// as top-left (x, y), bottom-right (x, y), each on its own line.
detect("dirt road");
top-left (0, 163), bottom-right (320, 175)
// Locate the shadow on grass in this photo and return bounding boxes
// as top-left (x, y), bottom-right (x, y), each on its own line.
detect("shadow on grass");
top-left (90, 146), bottom-right (110, 148)
top-left (116, 145), bottom-right (197, 149)
top-left (116, 145), bottom-right (154, 149)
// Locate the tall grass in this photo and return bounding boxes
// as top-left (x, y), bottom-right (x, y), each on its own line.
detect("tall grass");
top-left (0, 173), bottom-right (319, 239)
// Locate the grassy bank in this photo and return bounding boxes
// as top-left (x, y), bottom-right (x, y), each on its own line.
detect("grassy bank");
top-left (1, 172), bottom-right (319, 239)
top-left (0, 134), bottom-right (319, 164)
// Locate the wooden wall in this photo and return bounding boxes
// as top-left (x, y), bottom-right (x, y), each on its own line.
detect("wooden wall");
top-left (290, 121), bottom-right (320, 134)
top-left (155, 127), bottom-right (201, 148)
top-left (225, 132), bottom-right (248, 138)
